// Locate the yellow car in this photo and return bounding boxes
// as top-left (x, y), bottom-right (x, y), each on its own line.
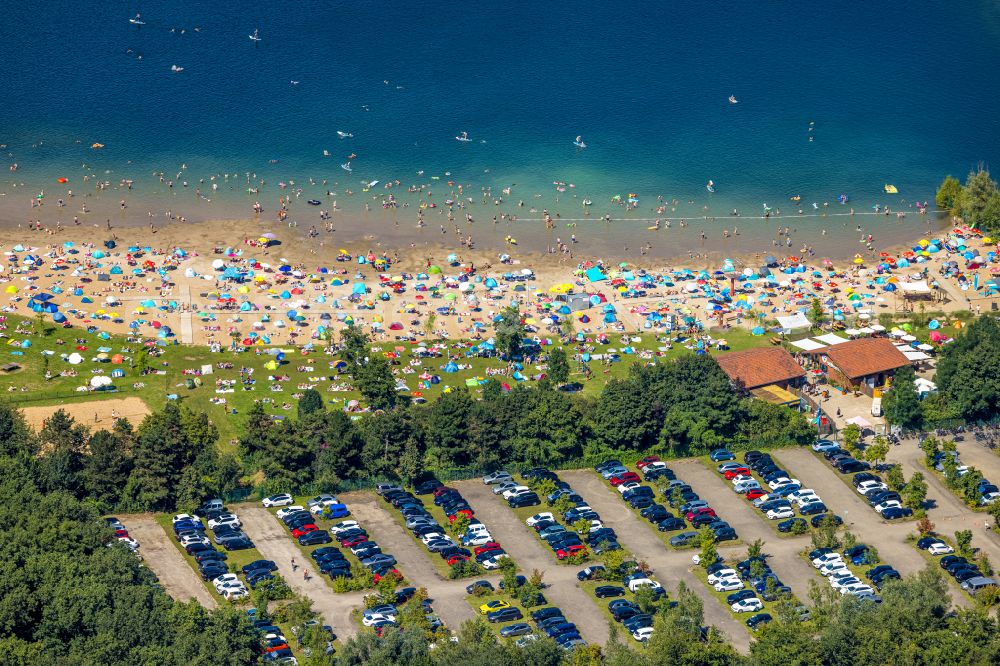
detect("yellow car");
top-left (479, 600), bottom-right (511, 615)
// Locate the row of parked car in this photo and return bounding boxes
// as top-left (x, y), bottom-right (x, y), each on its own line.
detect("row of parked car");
top-left (810, 441), bottom-right (914, 520)
top-left (811, 439), bottom-right (870, 474)
top-left (808, 544), bottom-right (897, 601)
top-left (170, 502), bottom-right (259, 600)
top-left (104, 516), bottom-right (140, 553)
top-left (380, 479), bottom-right (510, 569)
top-left (716, 450), bottom-right (843, 531)
top-left (931, 449), bottom-right (1000, 506)
top-left (595, 456), bottom-right (738, 548)
top-left (478, 604), bottom-right (587, 651)
top-left (936, 553), bottom-right (997, 594)
top-left (706, 554), bottom-right (796, 630)
top-left (280, 507), bottom-right (401, 582)
top-left (580, 563), bottom-right (667, 641)
top-left (252, 617), bottom-right (336, 664)
top-left (503, 467), bottom-right (615, 560)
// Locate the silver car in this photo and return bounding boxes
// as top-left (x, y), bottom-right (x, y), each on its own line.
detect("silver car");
top-left (483, 471), bottom-right (513, 485)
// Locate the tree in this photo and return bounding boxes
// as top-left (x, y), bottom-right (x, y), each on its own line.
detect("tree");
top-left (697, 527), bottom-right (717, 568)
top-left (863, 436), bottom-right (890, 469)
top-left (955, 529), bottom-right (974, 560)
top-left (903, 472), bottom-right (928, 510)
top-left (883, 365), bottom-right (923, 430)
top-left (920, 436), bottom-right (939, 468)
top-left (936, 316), bottom-right (1000, 421)
top-left (962, 167), bottom-right (1000, 230)
top-left (298, 388), bottom-right (323, 417)
top-left (885, 464), bottom-right (905, 492)
top-left (547, 346), bottom-right (570, 385)
top-left (842, 424), bottom-right (861, 456)
top-left (82, 428), bottom-right (134, 509)
top-left (916, 516), bottom-right (935, 536)
top-left (936, 175), bottom-right (964, 213)
top-left (810, 298), bottom-right (825, 326)
top-left (495, 305), bottom-right (523, 359)
top-left (747, 538), bottom-right (764, 561)
top-left (353, 353), bottom-right (398, 411)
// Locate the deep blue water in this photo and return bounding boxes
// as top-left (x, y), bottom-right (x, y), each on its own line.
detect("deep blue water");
top-left (2, 1), bottom-right (999, 249)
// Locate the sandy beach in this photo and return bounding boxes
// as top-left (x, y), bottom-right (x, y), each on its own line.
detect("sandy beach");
top-left (1, 209), bottom-right (996, 355)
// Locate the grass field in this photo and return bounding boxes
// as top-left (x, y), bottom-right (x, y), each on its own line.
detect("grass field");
top-left (0, 312), bottom-right (767, 448)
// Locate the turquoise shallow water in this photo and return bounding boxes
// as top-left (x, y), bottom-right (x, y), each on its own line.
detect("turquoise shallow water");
top-left (1, 1), bottom-right (998, 257)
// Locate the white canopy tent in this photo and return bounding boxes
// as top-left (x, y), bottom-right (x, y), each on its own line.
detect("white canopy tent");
top-left (776, 313), bottom-right (811, 333)
top-left (814, 333), bottom-right (851, 346)
top-left (790, 338), bottom-right (826, 351)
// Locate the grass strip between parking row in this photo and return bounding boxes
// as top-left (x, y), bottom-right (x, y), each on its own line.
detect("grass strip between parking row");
top-left (376, 496), bottom-right (468, 580)
top-left (463, 592), bottom-right (534, 639)
top-left (689, 565), bottom-right (792, 634)
top-left (153, 513), bottom-right (263, 606)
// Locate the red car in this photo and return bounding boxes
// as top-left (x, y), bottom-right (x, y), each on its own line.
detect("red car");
top-left (340, 535), bottom-right (368, 547)
top-left (686, 508), bottom-right (716, 521)
top-left (609, 472), bottom-right (640, 487)
top-left (291, 524), bottom-right (318, 538)
top-left (556, 544), bottom-right (588, 560)
top-left (373, 568), bottom-right (402, 583)
top-left (114, 529), bottom-right (130, 539)
top-left (446, 554), bottom-right (469, 566)
top-left (447, 509), bottom-right (474, 523)
top-left (745, 489), bottom-right (767, 501)
top-left (263, 643), bottom-right (290, 654)
top-left (723, 468), bottom-right (751, 480)
top-left (636, 456), bottom-right (661, 469)
top-left (433, 486), bottom-right (457, 497)
top-left (474, 542), bottom-right (502, 555)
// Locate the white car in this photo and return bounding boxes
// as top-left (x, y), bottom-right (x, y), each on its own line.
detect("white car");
top-left (525, 512), bottom-right (555, 527)
top-left (733, 481), bottom-right (762, 494)
top-left (329, 520), bottom-right (360, 535)
top-left (222, 586), bottom-right (248, 601)
top-left (821, 563), bottom-right (851, 578)
top-left (180, 535), bottom-right (210, 547)
top-left (494, 482), bottom-right (520, 496)
top-left (812, 553), bottom-right (844, 568)
top-left (501, 486), bottom-right (531, 500)
top-left (787, 489), bottom-right (817, 503)
top-left (632, 627), bottom-right (654, 642)
top-left (768, 477), bottom-right (799, 490)
top-left (731, 598), bottom-right (764, 613)
top-left (464, 534), bottom-right (493, 546)
top-left (707, 569), bottom-right (738, 585)
top-left (483, 471), bottom-right (513, 485)
top-left (308, 494), bottom-right (338, 507)
top-left (766, 507), bottom-right (795, 520)
top-left (856, 480), bottom-right (888, 495)
top-left (481, 554), bottom-right (509, 570)
top-left (213, 573), bottom-right (239, 591)
top-left (841, 583), bottom-right (875, 596)
top-left (617, 482), bottom-right (641, 495)
top-left (729, 474), bottom-right (754, 485)
top-left (172, 513), bottom-right (200, 525)
top-left (812, 440), bottom-right (839, 452)
top-left (309, 499), bottom-right (341, 515)
top-left (874, 500), bottom-right (902, 514)
top-left (628, 579), bottom-right (663, 593)
top-left (580, 519), bottom-right (603, 532)
top-left (262, 493), bottom-right (294, 508)
top-left (208, 514), bottom-right (240, 530)
top-left (928, 542), bottom-right (954, 555)
top-left (830, 576), bottom-right (860, 591)
top-left (421, 532), bottom-right (447, 545)
top-left (794, 495), bottom-right (822, 508)
top-left (644, 462), bottom-right (668, 473)
top-left (118, 537), bottom-right (140, 551)
top-left (714, 578), bottom-right (745, 592)
top-left (362, 613), bottom-right (396, 627)
top-left (276, 506), bottom-right (306, 520)
top-left (981, 492), bottom-right (1000, 505)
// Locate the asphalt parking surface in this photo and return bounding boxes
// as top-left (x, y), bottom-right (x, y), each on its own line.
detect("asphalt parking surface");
top-left (127, 516), bottom-right (217, 608)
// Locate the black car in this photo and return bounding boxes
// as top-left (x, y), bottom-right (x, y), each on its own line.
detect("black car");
top-left (221, 536), bottom-right (254, 551)
top-left (499, 623), bottom-right (533, 637)
top-left (509, 493), bottom-right (540, 508)
top-left (727, 589), bottom-right (757, 604)
top-left (640, 504), bottom-right (670, 522)
top-left (658, 516), bottom-right (686, 532)
top-left (466, 580), bottom-right (494, 594)
top-left (810, 513), bottom-right (843, 528)
top-left (690, 513), bottom-right (718, 528)
top-left (499, 575), bottom-right (528, 590)
top-left (777, 518), bottom-right (808, 533)
top-left (487, 607), bottom-right (523, 623)
top-left (299, 531), bottom-right (332, 546)
top-left (799, 502), bottom-right (828, 515)
top-left (595, 585), bottom-right (625, 598)
top-left (714, 527), bottom-right (738, 542)
top-left (531, 607), bottom-right (564, 622)
top-left (242, 560), bottom-right (277, 575)
top-left (853, 472), bottom-right (881, 487)
top-left (586, 529), bottom-right (617, 545)
top-left (199, 564), bottom-right (228, 580)
top-left (939, 555), bottom-right (967, 570)
top-left (395, 587), bottom-right (417, 604)
top-left (836, 459), bottom-right (869, 474)
top-left (746, 613), bottom-right (773, 631)
top-left (414, 478), bottom-right (443, 495)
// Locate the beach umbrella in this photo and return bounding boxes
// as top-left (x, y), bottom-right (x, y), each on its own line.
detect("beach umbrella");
top-left (428, 265), bottom-right (442, 274)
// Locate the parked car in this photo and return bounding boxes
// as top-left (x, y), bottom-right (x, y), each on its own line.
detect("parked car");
top-left (262, 494), bottom-right (294, 508)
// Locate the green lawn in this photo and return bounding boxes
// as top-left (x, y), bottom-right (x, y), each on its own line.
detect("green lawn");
top-left (0, 313), bottom-right (769, 449)
top-left (153, 513), bottom-right (265, 606)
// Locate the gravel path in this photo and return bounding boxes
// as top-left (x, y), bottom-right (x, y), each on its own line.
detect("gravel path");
top-left (126, 516), bottom-right (217, 608)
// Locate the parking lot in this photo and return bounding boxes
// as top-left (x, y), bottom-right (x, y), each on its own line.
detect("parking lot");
top-left (135, 443), bottom-right (1000, 652)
